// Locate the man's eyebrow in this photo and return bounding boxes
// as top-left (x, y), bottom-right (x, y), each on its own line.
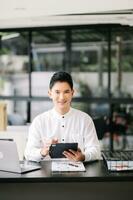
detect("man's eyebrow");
top-left (64, 89), bottom-right (71, 92)
top-left (54, 89), bottom-right (71, 92)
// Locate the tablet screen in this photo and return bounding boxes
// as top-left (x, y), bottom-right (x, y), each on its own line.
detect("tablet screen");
top-left (49, 143), bottom-right (78, 158)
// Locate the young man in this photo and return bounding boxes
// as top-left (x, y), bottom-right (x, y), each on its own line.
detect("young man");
top-left (25, 71), bottom-right (101, 162)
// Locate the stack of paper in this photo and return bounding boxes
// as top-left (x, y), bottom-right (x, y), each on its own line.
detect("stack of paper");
top-left (52, 161), bottom-right (85, 172)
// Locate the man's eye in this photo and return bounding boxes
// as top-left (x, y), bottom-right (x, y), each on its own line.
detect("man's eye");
top-left (65, 90), bottom-right (70, 93)
top-left (55, 91), bottom-right (60, 94)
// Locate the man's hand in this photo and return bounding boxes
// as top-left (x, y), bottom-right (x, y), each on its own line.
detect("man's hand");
top-left (40, 138), bottom-right (58, 157)
top-left (63, 148), bottom-right (85, 161)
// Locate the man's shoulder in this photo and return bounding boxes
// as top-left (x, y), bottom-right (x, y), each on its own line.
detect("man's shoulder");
top-left (33, 109), bottom-right (52, 121)
top-left (72, 108), bottom-right (91, 119)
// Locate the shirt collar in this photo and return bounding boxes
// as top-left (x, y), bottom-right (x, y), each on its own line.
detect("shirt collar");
top-left (51, 107), bottom-right (73, 119)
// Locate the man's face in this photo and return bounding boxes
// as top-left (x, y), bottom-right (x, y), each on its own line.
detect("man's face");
top-left (48, 81), bottom-right (74, 114)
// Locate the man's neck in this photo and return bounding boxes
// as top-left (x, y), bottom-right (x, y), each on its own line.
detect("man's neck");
top-left (54, 107), bottom-right (70, 115)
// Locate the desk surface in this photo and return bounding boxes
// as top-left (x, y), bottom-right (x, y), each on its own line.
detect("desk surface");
top-left (0, 160), bottom-right (133, 183)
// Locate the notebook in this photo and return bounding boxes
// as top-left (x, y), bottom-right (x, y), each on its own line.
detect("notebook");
top-left (102, 150), bottom-right (133, 171)
top-left (0, 139), bottom-right (41, 174)
top-left (52, 160), bottom-right (86, 172)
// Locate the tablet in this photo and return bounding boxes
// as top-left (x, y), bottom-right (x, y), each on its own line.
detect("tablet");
top-left (49, 143), bottom-right (78, 158)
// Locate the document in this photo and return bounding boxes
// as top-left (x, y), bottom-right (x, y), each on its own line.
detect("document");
top-left (52, 160), bottom-right (85, 172)
top-left (107, 160), bottom-right (133, 171)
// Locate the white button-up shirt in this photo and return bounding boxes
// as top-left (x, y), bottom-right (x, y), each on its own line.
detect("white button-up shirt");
top-left (24, 107), bottom-right (101, 162)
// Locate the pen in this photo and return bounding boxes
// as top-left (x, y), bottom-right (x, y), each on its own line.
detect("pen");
top-left (68, 163), bottom-right (79, 167)
top-left (0, 138), bottom-right (13, 141)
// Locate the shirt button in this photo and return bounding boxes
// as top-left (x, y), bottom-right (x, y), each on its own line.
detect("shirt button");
top-left (62, 125), bottom-right (64, 127)
top-left (62, 116), bottom-right (64, 118)
top-left (62, 139), bottom-right (64, 142)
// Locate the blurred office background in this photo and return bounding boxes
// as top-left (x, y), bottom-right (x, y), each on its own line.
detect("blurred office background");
top-left (0, 0), bottom-right (133, 151)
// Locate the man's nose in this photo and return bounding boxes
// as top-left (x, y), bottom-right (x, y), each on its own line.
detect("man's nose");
top-left (59, 93), bottom-right (65, 99)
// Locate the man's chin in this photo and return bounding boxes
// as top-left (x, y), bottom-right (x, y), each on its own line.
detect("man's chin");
top-left (58, 102), bottom-right (67, 106)
top-left (57, 103), bottom-right (69, 109)
top-left (58, 104), bottom-right (66, 108)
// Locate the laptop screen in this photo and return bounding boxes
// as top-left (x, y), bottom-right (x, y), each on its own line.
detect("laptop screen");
top-left (0, 139), bottom-right (41, 173)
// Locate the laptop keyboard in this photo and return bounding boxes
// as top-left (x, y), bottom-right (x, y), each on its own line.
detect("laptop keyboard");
top-left (19, 163), bottom-right (41, 173)
top-left (102, 150), bottom-right (133, 171)
top-left (20, 163), bottom-right (33, 169)
top-left (103, 150), bottom-right (133, 161)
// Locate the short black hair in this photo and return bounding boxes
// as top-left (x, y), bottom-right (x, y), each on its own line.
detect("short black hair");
top-left (49, 71), bottom-right (73, 90)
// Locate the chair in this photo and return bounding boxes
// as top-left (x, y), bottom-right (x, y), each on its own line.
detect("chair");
top-left (8, 113), bottom-right (26, 125)
top-left (93, 117), bottom-right (107, 140)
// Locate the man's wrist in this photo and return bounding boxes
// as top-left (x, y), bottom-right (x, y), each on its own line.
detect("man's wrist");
top-left (81, 154), bottom-right (85, 161)
top-left (40, 149), bottom-right (46, 158)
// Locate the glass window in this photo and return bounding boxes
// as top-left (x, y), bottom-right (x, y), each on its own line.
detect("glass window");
top-left (31, 30), bottom-right (66, 97)
top-left (31, 101), bottom-right (53, 121)
top-left (31, 71), bottom-right (55, 97)
top-left (0, 32), bottom-right (29, 96)
top-left (102, 103), bottom-right (133, 150)
top-left (1, 27), bottom-right (132, 128)
top-left (111, 29), bottom-right (133, 98)
top-left (72, 101), bottom-right (110, 118)
top-left (71, 29), bottom-right (108, 97)
top-left (32, 30), bottom-right (66, 72)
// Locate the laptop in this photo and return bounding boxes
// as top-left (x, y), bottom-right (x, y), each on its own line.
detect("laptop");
top-left (102, 150), bottom-right (133, 171)
top-left (0, 139), bottom-right (41, 174)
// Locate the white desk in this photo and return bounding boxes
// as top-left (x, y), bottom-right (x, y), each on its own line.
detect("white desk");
top-left (0, 126), bottom-right (29, 160)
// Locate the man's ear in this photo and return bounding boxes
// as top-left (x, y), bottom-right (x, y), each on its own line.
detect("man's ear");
top-left (48, 90), bottom-right (52, 99)
top-left (72, 89), bottom-right (75, 96)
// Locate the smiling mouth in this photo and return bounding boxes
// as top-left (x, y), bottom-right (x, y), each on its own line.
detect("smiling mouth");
top-left (58, 101), bottom-right (67, 104)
